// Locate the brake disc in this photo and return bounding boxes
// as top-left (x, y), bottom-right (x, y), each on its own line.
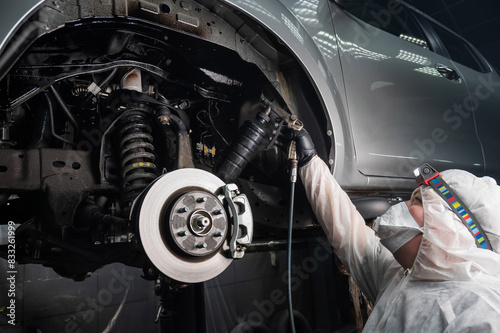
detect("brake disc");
top-left (135, 168), bottom-right (232, 283)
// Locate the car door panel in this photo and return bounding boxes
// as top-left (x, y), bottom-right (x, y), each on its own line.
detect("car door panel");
top-left (455, 64), bottom-right (500, 179)
top-left (330, 3), bottom-right (484, 179)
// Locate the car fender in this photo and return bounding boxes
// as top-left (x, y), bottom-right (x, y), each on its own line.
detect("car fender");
top-left (0, 0), bottom-right (44, 53)
top-left (219, 0), bottom-right (357, 180)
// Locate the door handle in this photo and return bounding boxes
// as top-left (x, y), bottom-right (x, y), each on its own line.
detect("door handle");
top-left (435, 63), bottom-right (460, 81)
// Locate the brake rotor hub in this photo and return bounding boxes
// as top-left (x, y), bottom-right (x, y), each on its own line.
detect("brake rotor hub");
top-left (169, 190), bottom-right (228, 257)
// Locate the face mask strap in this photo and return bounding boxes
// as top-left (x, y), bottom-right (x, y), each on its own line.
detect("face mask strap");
top-left (414, 163), bottom-right (493, 251)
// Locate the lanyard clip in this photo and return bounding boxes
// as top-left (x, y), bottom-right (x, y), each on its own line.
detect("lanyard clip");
top-left (413, 163), bottom-right (442, 186)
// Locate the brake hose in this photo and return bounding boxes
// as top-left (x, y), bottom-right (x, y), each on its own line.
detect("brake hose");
top-left (287, 141), bottom-right (298, 333)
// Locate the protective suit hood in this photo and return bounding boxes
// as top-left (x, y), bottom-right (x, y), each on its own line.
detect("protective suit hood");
top-left (412, 169), bottom-right (500, 281)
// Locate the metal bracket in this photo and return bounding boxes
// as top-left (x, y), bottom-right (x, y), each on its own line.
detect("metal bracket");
top-left (260, 97), bottom-right (304, 131)
top-left (224, 184), bottom-right (253, 259)
top-left (413, 163), bottom-right (441, 186)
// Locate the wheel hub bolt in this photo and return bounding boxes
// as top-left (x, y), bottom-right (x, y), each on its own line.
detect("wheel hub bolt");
top-left (178, 207), bottom-right (189, 213)
top-left (197, 242), bottom-right (207, 249)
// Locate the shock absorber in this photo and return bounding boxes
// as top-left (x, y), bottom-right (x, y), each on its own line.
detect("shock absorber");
top-left (117, 109), bottom-right (159, 210)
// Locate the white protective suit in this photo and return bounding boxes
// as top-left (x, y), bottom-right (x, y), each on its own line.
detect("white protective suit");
top-left (300, 156), bottom-right (500, 332)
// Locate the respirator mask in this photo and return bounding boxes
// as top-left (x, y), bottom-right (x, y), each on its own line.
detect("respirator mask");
top-left (373, 202), bottom-right (423, 253)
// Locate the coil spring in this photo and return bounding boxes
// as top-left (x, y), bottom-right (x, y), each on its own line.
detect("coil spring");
top-left (71, 85), bottom-right (89, 97)
top-left (118, 110), bottom-right (159, 208)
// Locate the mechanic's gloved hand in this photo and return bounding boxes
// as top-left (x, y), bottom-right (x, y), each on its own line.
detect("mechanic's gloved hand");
top-left (282, 128), bottom-right (317, 166)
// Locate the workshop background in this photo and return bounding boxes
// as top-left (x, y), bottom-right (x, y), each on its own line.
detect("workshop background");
top-left (2, 0), bottom-right (500, 332)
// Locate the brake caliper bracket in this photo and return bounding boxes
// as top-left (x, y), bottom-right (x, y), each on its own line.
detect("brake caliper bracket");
top-left (224, 184), bottom-right (253, 259)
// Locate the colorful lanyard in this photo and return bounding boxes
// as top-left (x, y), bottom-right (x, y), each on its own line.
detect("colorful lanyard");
top-left (414, 164), bottom-right (492, 251)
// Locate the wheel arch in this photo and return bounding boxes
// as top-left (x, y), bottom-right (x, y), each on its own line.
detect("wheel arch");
top-left (208, 0), bottom-right (351, 174)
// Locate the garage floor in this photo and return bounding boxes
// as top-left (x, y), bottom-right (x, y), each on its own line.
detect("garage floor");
top-left (1, 237), bottom-right (357, 333)
top-left (0, 261), bottom-right (160, 333)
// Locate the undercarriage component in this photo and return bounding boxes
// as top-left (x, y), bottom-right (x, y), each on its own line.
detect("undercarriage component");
top-left (133, 168), bottom-right (253, 283)
top-left (117, 109), bottom-right (159, 208)
top-left (225, 183), bottom-right (253, 259)
top-left (168, 190), bottom-right (228, 257)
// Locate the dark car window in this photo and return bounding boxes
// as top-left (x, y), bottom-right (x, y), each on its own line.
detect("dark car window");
top-left (427, 20), bottom-right (488, 73)
top-left (343, 0), bottom-right (430, 49)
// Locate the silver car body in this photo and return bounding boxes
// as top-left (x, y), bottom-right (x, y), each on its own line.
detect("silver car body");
top-left (224, 0), bottom-right (500, 187)
top-left (2, 0), bottom-right (499, 192)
